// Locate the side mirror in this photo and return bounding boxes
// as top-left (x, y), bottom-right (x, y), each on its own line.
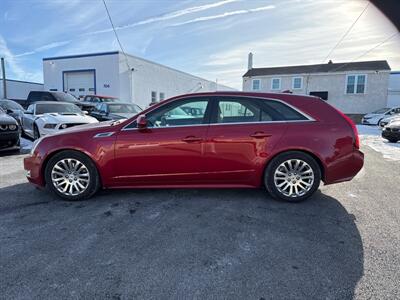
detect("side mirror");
top-left (137, 114), bottom-right (148, 129)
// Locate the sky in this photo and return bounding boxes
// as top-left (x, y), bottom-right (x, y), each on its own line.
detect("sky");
top-left (0, 0), bottom-right (399, 90)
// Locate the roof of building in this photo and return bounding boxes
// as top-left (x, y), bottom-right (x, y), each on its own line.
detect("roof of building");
top-left (243, 60), bottom-right (391, 77)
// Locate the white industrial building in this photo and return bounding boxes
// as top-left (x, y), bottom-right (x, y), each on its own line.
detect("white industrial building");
top-left (43, 51), bottom-right (234, 108)
top-left (0, 79), bottom-right (43, 101)
top-left (388, 71), bottom-right (400, 107)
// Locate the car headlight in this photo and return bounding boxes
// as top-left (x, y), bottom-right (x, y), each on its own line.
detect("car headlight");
top-left (43, 123), bottom-right (57, 129)
top-left (60, 124), bottom-right (68, 129)
top-left (8, 124), bottom-right (17, 131)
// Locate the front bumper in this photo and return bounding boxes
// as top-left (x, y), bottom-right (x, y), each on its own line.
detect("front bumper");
top-left (24, 153), bottom-right (45, 187)
top-left (0, 131), bottom-right (20, 151)
top-left (382, 128), bottom-right (400, 140)
top-left (361, 118), bottom-right (376, 125)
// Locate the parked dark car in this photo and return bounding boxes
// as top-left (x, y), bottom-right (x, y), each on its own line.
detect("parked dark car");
top-left (382, 119), bottom-right (400, 143)
top-left (24, 92), bottom-right (363, 202)
top-left (0, 107), bottom-right (20, 152)
top-left (0, 99), bottom-right (25, 124)
top-left (90, 102), bottom-right (142, 121)
top-left (25, 91), bottom-right (93, 112)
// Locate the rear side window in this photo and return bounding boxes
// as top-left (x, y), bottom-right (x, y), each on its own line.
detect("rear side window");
top-left (214, 97), bottom-right (308, 123)
top-left (263, 100), bottom-right (308, 121)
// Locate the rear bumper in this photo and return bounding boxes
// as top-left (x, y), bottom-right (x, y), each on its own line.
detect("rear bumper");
top-left (24, 153), bottom-right (45, 187)
top-left (324, 150), bottom-right (364, 184)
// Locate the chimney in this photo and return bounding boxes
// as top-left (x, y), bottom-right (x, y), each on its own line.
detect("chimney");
top-left (328, 60), bottom-right (333, 64)
top-left (248, 52), bottom-right (253, 70)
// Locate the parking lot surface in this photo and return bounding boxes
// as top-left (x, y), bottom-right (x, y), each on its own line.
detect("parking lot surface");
top-left (0, 144), bottom-right (399, 299)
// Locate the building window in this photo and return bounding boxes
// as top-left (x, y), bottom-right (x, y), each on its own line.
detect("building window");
top-left (151, 91), bottom-right (157, 103)
top-left (252, 79), bottom-right (261, 90)
top-left (159, 92), bottom-right (165, 101)
top-left (271, 78), bottom-right (281, 90)
top-left (346, 74), bottom-right (366, 94)
top-left (292, 77), bottom-right (303, 89)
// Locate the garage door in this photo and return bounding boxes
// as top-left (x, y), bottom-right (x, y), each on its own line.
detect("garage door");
top-left (63, 70), bottom-right (95, 100)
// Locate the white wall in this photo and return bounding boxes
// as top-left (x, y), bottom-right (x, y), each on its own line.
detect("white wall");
top-left (387, 72), bottom-right (400, 107)
top-left (0, 79), bottom-right (43, 100)
top-left (43, 51), bottom-right (235, 109)
top-left (243, 71), bottom-right (390, 114)
top-left (119, 53), bottom-right (235, 108)
top-left (43, 52), bottom-right (120, 97)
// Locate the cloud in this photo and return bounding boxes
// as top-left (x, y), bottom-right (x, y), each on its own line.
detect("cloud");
top-left (83, 0), bottom-right (241, 36)
top-left (170, 5), bottom-right (275, 26)
top-left (14, 40), bottom-right (72, 57)
top-left (0, 35), bottom-right (42, 82)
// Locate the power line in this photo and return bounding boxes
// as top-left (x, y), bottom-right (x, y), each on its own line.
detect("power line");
top-left (330, 31), bottom-right (399, 73)
top-left (102, 0), bottom-right (131, 70)
top-left (322, 1), bottom-right (370, 63)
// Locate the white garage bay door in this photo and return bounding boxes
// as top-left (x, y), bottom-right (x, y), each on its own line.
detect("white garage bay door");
top-left (64, 70), bottom-right (95, 100)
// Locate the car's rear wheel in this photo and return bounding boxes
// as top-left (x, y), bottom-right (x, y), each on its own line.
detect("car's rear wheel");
top-left (265, 151), bottom-right (321, 202)
top-left (45, 150), bottom-right (100, 201)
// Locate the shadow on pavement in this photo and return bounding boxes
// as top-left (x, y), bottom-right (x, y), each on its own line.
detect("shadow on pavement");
top-left (0, 184), bottom-right (363, 299)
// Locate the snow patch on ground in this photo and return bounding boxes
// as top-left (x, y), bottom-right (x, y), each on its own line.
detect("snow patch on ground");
top-left (20, 138), bottom-right (33, 150)
top-left (357, 125), bottom-right (400, 161)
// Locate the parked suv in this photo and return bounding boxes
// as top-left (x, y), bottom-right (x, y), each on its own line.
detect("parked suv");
top-left (24, 92), bottom-right (363, 202)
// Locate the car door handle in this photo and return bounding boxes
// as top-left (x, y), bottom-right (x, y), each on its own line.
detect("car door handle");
top-left (182, 136), bottom-right (203, 143)
top-left (250, 132), bottom-right (272, 138)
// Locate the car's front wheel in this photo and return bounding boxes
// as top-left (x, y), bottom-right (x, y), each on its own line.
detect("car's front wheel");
top-left (45, 150), bottom-right (100, 201)
top-left (264, 151), bottom-right (321, 202)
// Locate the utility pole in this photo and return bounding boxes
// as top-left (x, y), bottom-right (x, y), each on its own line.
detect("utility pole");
top-left (1, 57), bottom-right (6, 99)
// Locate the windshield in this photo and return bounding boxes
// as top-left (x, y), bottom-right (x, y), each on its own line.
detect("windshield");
top-left (36, 103), bottom-right (82, 115)
top-left (101, 97), bottom-right (118, 102)
top-left (372, 108), bottom-right (390, 114)
top-left (0, 100), bottom-right (23, 110)
top-left (108, 104), bottom-right (142, 114)
top-left (52, 92), bottom-right (79, 103)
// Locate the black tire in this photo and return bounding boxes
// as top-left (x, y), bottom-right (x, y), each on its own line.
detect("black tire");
top-left (33, 124), bottom-right (40, 140)
top-left (264, 151), bottom-right (321, 203)
top-left (45, 150), bottom-right (101, 201)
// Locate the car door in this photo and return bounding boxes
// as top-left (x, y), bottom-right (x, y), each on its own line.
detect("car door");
top-left (113, 97), bottom-right (211, 186)
top-left (203, 96), bottom-right (290, 186)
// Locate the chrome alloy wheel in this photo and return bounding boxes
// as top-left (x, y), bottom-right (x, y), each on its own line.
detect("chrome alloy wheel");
top-left (273, 159), bottom-right (314, 198)
top-left (51, 159), bottom-right (90, 196)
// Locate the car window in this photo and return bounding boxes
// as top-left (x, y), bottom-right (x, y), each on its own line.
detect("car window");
top-left (95, 103), bottom-right (103, 111)
top-left (27, 105), bottom-right (34, 113)
top-left (146, 98), bottom-right (209, 128)
top-left (92, 97), bottom-right (100, 103)
top-left (214, 97), bottom-right (308, 123)
top-left (217, 100), bottom-right (259, 124)
top-left (35, 103), bottom-right (82, 115)
top-left (264, 100), bottom-right (308, 121)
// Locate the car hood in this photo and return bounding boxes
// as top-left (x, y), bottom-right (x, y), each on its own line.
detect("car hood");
top-left (382, 115), bottom-right (400, 122)
top-left (0, 113), bottom-right (18, 125)
top-left (45, 119), bottom-right (125, 138)
top-left (387, 120), bottom-right (400, 128)
top-left (39, 113), bottom-right (99, 124)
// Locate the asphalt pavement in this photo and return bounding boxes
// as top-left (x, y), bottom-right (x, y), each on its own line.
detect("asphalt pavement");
top-left (0, 145), bottom-right (399, 299)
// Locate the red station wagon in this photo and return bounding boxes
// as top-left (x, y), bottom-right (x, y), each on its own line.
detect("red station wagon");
top-left (24, 92), bottom-right (364, 202)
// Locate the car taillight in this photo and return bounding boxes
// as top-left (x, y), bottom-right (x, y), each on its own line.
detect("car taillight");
top-left (334, 108), bottom-right (360, 149)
